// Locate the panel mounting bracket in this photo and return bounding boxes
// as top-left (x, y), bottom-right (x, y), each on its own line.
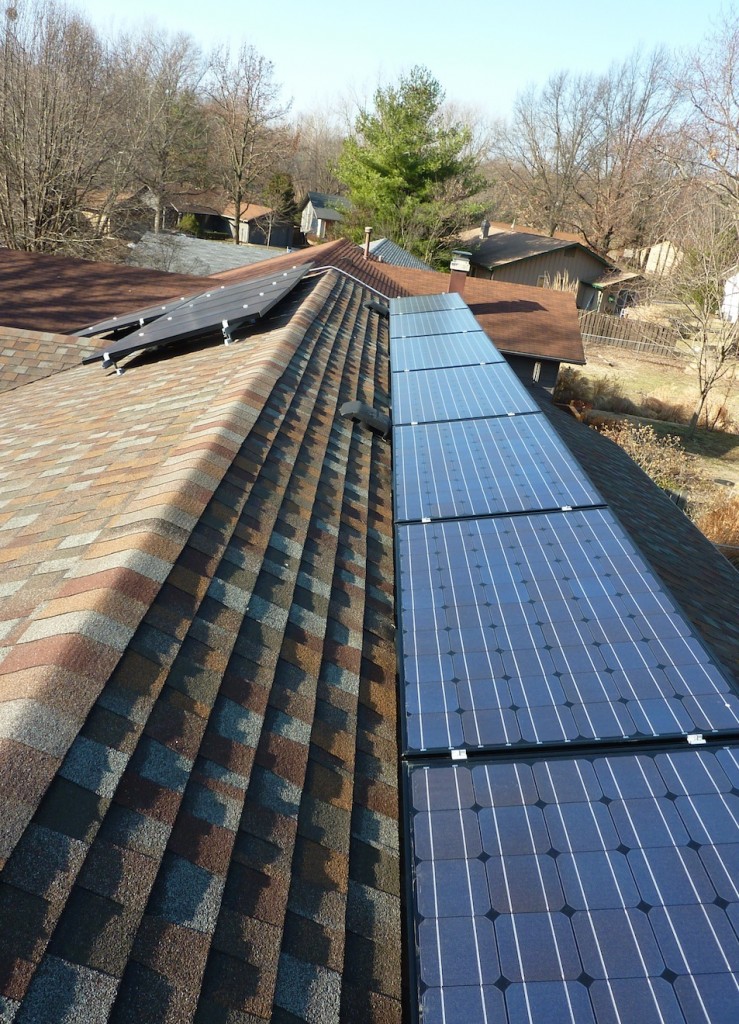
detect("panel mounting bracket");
top-left (687, 733), bottom-right (707, 745)
top-left (451, 749), bottom-right (468, 761)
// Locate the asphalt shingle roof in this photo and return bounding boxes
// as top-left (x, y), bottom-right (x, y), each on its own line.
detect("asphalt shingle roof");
top-left (468, 230), bottom-right (612, 271)
top-left (0, 270), bottom-right (400, 1023)
top-left (0, 246), bottom-right (738, 1022)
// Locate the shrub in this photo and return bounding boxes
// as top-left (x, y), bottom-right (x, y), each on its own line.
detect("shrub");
top-left (178, 213), bottom-right (200, 237)
top-left (553, 367), bottom-right (592, 404)
top-left (696, 495), bottom-right (739, 548)
top-left (596, 421), bottom-right (702, 495)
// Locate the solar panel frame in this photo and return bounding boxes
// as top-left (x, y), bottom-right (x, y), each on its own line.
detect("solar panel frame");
top-left (405, 747), bottom-right (739, 1024)
top-left (393, 415), bottom-right (602, 523)
top-left (396, 509), bottom-right (739, 756)
top-left (81, 264), bottom-right (311, 365)
top-left (392, 362), bottom-right (540, 425)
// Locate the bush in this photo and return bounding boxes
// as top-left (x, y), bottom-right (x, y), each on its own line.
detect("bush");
top-left (178, 213), bottom-right (200, 237)
top-left (596, 421), bottom-right (702, 495)
top-left (553, 367), bottom-right (592, 404)
top-left (696, 495), bottom-right (739, 548)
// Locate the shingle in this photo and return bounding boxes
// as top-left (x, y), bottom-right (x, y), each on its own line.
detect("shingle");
top-left (12, 956), bottom-right (118, 1024)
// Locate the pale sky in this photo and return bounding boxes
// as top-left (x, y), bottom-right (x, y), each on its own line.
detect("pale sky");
top-left (70, 0), bottom-right (732, 120)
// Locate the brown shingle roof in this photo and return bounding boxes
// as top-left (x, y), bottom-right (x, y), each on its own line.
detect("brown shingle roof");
top-left (0, 270), bottom-right (400, 1022)
top-left (0, 327), bottom-right (102, 393)
top-left (0, 250), bottom-right (204, 335)
top-left (213, 239), bottom-right (587, 365)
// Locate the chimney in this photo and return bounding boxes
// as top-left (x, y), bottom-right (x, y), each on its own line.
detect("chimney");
top-left (448, 250), bottom-right (471, 295)
top-left (363, 226), bottom-right (373, 259)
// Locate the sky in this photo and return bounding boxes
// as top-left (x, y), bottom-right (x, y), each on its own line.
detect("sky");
top-left (68, 0), bottom-right (733, 121)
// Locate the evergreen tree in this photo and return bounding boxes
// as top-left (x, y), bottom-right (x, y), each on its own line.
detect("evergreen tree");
top-left (337, 67), bottom-right (485, 266)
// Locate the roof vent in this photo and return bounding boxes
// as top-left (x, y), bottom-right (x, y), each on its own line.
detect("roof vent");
top-left (363, 300), bottom-right (390, 318)
top-left (340, 400), bottom-right (391, 438)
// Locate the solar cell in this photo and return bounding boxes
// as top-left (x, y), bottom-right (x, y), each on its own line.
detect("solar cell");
top-left (390, 292), bottom-right (468, 315)
top-left (398, 509), bottom-right (739, 753)
top-left (392, 363), bottom-right (539, 425)
top-left (390, 306), bottom-right (481, 340)
top-left (393, 416), bottom-right (601, 523)
top-left (81, 264), bottom-right (311, 366)
top-left (409, 748), bottom-right (739, 1024)
top-left (391, 331), bottom-right (503, 371)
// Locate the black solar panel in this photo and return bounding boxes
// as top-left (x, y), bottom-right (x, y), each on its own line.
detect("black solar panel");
top-left (392, 363), bottom-right (540, 425)
top-left (72, 294), bottom-right (193, 339)
top-left (81, 264), bottom-right (311, 365)
top-left (398, 509), bottom-right (739, 753)
top-left (409, 748), bottom-right (739, 1024)
top-left (393, 416), bottom-right (601, 523)
top-left (391, 293), bottom-right (468, 315)
top-left (390, 306), bottom-right (482, 340)
top-left (391, 331), bottom-right (503, 371)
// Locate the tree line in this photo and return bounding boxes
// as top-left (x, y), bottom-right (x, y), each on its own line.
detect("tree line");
top-left (4, 0), bottom-right (739, 279)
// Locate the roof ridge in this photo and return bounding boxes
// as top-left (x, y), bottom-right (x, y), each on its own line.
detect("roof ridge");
top-left (0, 275), bottom-right (339, 867)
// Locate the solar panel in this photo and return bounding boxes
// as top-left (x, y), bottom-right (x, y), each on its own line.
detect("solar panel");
top-left (72, 294), bottom-right (193, 339)
top-left (391, 331), bottom-right (503, 372)
top-left (390, 293), bottom-right (468, 315)
top-left (81, 265), bottom-right (311, 366)
top-left (390, 306), bottom-right (482, 340)
top-left (408, 748), bottom-right (739, 1024)
top-left (398, 509), bottom-right (739, 753)
top-left (392, 363), bottom-right (540, 425)
top-left (393, 416), bottom-right (601, 523)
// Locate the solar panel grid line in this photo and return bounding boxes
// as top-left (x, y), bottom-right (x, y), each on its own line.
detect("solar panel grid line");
top-left (390, 306), bottom-right (482, 341)
top-left (390, 332), bottom-right (504, 372)
top-left (391, 363), bottom-right (540, 426)
top-left (398, 511), bottom-right (739, 754)
top-left (390, 292), bottom-right (468, 314)
top-left (408, 750), bottom-right (739, 1024)
top-left (393, 416), bottom-right (602, 524)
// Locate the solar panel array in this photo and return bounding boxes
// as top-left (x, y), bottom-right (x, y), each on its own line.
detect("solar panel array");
top-left (389, 293), bottom-right (739, 1024)
top-left (79, 264), bottom-right (311, 365)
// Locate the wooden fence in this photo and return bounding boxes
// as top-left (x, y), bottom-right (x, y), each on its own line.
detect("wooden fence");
top-left (578, 311), bottom-right (683, 358)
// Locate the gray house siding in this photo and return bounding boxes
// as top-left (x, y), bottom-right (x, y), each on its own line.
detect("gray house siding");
top-left (470, 247), bottom-right (607, 308)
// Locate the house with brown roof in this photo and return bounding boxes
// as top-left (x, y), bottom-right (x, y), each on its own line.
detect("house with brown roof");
top-left (466, 228), bottom-right (615, 310)
top-left (1, 242), bottom-right (738, 1023)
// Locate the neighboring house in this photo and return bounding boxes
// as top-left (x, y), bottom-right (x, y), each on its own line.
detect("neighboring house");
top-left (129, 233), bottom-right (288, 278)
top-left (467, 229), bottom-right (615, 309)
top-left (723, 266), bottom-right (739, 322)
top-left (162, 189), bottom-right (293, 247)
top-left (299, 192), bottom-right (348, 240)
top-left (0, 242), bottom-right (738, 1022)
top-left (367, 238), bottom-right (433, 271)
top-left (78, 189), bottom-right (153, 239)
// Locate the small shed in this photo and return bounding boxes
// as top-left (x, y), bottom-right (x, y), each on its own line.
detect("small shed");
top-left (299, 192), bottom-right (348, 239)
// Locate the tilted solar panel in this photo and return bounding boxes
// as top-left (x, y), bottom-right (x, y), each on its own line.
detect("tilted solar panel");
top-left (390, 292), bottom-right (468, 315)
top-left (390, 306), bottom-right (482, 341)
top-left (398, 509), bottom-right (739, 753)
top-left (392, 363), bottom-right (540, 425)
top-left (391, 331), bottom-right (504, 372)
top-left (71, 294), bottom-right (193, 339)
top-left (81, 264), bottom-right (311, 366)
top-left (393, 416), bottom-right (602, 523)
top-left (408, 749), bottom-right (739, 1024)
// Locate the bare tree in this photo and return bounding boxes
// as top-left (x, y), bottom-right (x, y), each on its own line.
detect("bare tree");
top-left (677, 10), bottom-right (739, 210)
top-left (493, 51), bottom-right (678, 253)
top-left (205, 44), bottom-right (290, 244)
top-left (652, 197), bottom-right (739, 433)
top-left (287, 110), bottom-right (344, 200)
top-left (126, 31), bottom-right (208, 234)
top-left (0, 0), bottom-right (118, 252)
top-left (493, 71), bottom-right (593, 237)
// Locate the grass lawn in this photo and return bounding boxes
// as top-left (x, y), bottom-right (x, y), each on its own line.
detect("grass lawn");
top-left (568, 343), bottom-right (739, 489)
